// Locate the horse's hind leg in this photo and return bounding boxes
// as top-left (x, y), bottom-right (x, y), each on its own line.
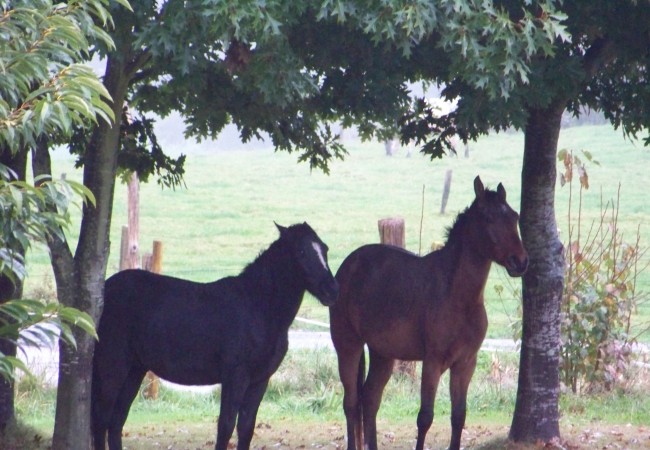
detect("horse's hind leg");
top-left (93, 354), bottom-right (131, 450)
top-left (235, 378), bottom-right (270, 450)
top-left (361, 350), bottom-right (394, 450)
top-left (92, 377), bottom-right (112, 450)
top-left (415, 359), bottom-right (443, 450)
top-left (106, 366), bottom-right (147, 450)
top-left (331, 326), bottom-right (364, 450)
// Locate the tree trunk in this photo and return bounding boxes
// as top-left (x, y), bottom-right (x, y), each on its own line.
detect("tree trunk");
top-left (509, 104), bottom-right (566, 443)
top-left (0, 277), bottom-right (22, 430)
top-left (0, 148), bottom-right (28, 429)
top-left (33, 52), bottom-right (131, 449)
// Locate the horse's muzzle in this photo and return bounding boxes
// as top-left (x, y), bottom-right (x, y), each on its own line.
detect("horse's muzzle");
top-left (506, 255), bottom-right (529, 277)
top-left (316, 277), bottom-right (339, 306)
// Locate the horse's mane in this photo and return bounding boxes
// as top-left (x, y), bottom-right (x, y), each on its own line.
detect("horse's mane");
top-left (444, 207), bottom-right (471, 247)
top-left (240, 239), bottom-right (284, 283)
top-left (444, 187), bottom-right (501, 246)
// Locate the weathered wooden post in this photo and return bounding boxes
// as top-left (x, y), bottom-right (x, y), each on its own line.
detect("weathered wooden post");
top-left (119, 225), bottom-right (129, 271)
top-left (440, 169), bottom-right (453, 215)
top-left (141, 241), bottom-right (163, 400)
top-left (126, 171), bottom-right (140, 269)
top-left (378, 217), bottom-right (405, 248)
top-left (377, 217), bottom-right (417, 378)
top-left (118, 170), bottom-right (162, 399)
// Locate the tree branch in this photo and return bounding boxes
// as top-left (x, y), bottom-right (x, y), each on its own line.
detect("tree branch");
top-left (31, 138), bottom-right (75, 298)
top-left (582, 36), bottom-right (617, 80)
top-left (126, 48), bottom-right (152, 81)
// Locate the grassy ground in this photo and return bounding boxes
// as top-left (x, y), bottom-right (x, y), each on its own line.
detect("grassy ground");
top-left (23, 123), bottom-right (650, 341)
top-left (6, 349), bottom-right (650, 449)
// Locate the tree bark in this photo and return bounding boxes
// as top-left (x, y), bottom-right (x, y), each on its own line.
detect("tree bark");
top-left (0, 148), bottom-right (28, 429)
top-left (509, 104), bottom-right (566, 443)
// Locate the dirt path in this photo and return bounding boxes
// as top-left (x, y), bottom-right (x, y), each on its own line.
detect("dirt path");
top-left (118, 419), bottom-right (650, 449)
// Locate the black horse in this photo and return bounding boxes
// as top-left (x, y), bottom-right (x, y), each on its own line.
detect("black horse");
top-left (92, 222), bottom-right (339, 450)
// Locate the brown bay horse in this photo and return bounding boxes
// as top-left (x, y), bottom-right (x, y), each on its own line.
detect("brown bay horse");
top-left (329, 176), bottom-right (528, 450)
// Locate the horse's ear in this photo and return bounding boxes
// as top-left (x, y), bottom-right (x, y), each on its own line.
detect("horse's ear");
top-left (473, 176), bottom-right (485, 199)
top-left (497, 182), bottom-right (506, 201)
top-left (275, 222), bottom-right (288, 237)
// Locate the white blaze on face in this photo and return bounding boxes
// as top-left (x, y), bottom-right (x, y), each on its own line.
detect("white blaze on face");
top-left (311, 241), bottom-right (328, 271)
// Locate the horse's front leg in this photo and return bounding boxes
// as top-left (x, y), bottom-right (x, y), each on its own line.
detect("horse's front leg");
top-left (215, 370), bottom-right (250, 450)
top-left (416, 359), bottom-right (442, 450)
top-left (234, 335), bottom-right (287, 450)
top-left (448, 356), bottom-right (478, 450)
top-left (361, 350), bottom-right (394, 450)
top-left (235, 378), bottom-right (270, 450)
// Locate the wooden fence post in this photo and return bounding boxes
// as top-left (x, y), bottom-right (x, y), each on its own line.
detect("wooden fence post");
top-left (119, 225), bottom-right (129, 271)
top-left (118, 170), bottom-right (161, 400)
top-left (440, 169), bottom-right (453, 215)
top-left (378, 217), bottom-right (405, 248)
top-left (141, 241), bottom-right (163, 400)
top-left (377, 217), bottom-right (417, 378)
top-left (126, 172), bottom-right (140, 269)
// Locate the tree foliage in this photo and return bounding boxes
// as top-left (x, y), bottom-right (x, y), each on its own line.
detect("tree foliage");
top-left (109, 0), bottom-right (567, 173)
top-left (417, 0), bottom-right (650, 142)
top-left (0, 0), bottom-right (129, 150)
top-left (0, 167), bottom-right (97, 382)
top-left (0, 0), bottom-right (121, 383)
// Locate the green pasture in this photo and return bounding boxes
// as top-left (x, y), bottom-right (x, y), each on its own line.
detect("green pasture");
top-left (23, 124), bottom-right (650, 341)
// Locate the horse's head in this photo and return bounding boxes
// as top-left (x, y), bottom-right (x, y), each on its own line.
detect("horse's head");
top-left (276, 222), bottom-right (339, 305)
top-left (472, 176), bottom-right (529, 277)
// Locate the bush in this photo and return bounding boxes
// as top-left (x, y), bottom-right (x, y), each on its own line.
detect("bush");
top-left (558, 149), bottom-right (647, 393)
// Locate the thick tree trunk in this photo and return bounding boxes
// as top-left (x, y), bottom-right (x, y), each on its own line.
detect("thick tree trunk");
top-left (509, 104), bottom-right (566, 443)
top-left (42, 54), bottom-right (130, 450)
top-left (0, 148), bottom-right (28, 429)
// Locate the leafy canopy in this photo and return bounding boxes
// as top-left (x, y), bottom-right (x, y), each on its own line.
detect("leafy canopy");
top-left (408, 0), bottom-right (650, 152)
top-left (0, 0), bottom-right (131, 151)
top-left (100, 0), bottom-right (567, 173)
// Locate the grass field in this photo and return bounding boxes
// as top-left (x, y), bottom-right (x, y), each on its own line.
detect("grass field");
top-left (8, 349), bottom-right (650, 449)
top-left (23, 123), bottom-right (650, 342)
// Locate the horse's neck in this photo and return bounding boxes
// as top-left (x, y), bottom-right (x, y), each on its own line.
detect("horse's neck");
top-left (442, 236), bottom-right (492, 306)
top-left (242, 246), bottom-right (305, 327)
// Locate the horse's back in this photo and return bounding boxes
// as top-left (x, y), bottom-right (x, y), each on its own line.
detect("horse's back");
top-left (98, 269), bottom-right (251, 385)
top-left (331, 244), bottom-right (443, 359)
top-left (335, 244), bottom-right (435, 304)
top-left (335, 243), bottom-right (418, 282)
top-left (104, 269), bottom-right (203, 305)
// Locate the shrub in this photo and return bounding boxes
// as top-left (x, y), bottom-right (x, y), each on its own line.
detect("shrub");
top-left (558, 149), bottom-right (647, 393)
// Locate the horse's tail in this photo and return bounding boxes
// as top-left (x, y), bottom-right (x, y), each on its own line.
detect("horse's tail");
top-left (355, 348), bottom-right (365, 450)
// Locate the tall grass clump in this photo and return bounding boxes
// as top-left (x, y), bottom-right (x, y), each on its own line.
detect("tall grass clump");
top-left (264, 348), bottom-right (342, 415)
top-left (558, 149), bottom-right (648, 394)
